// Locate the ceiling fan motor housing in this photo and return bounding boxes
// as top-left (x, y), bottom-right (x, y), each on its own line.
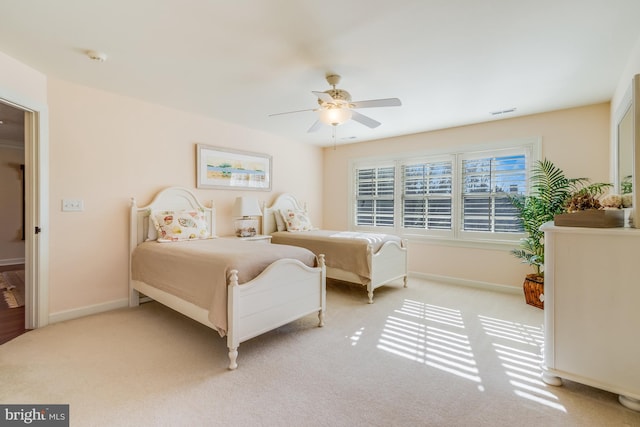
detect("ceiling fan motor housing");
top-left (318, 89), bottom-right (352, 107)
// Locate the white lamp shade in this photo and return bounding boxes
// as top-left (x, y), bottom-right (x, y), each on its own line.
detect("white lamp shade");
top-left (318, 107), bottom-right (352, 126)
top-left (232, 196), bottom-right (262, 218)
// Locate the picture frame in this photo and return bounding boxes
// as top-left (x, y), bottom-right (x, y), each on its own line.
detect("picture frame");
top-left (196, 144), bottom-right (272, 190)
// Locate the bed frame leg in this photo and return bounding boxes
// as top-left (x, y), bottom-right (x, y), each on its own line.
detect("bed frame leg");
top-left (129, 287), bottom-right (140, 307)
top-left (367, 289), bottom-right (374, 304)
top-left (403, 275), bottom-right (408, 288)
top-left (318, 310), bottom-right (325, 327)
top-left (228, 347), bottom-right (238, 370)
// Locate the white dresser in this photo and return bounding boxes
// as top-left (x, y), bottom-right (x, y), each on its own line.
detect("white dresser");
top-left (540, 222), bottom-right (640, 411)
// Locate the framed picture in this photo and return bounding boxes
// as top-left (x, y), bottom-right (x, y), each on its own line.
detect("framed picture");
top-left (196, 144), bottom-right (272, 190)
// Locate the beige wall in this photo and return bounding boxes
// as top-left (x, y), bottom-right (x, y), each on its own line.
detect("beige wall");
top-left (46, 78), bottom-right (323, 315)
top-left (0, 147), bottom-right (25, 261)
top-left (0, 50), bottom-right (47, 104)
top-left (322, 103), bottom-right (611, 288)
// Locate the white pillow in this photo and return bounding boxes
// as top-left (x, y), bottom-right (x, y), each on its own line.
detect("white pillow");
top-left (151, 209), bottom-right (210, 242)
top-left (274, 210), bottom-right (286, 232)
top-left (147, 215), bottom-right (158, 241)
top-left (280, 208), bottom-right (314, 232)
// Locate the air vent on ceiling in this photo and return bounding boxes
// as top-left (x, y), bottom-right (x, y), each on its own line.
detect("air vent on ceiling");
top-left (490, 108), bottom-right (517, 116)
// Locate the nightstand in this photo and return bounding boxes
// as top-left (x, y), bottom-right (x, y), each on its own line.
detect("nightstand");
top-left (226, 234), bottom-right (272, 243)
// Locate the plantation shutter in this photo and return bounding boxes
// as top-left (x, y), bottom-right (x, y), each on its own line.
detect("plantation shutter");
top-left (461, 153), bottom-right (526, 232)
top-left (402, 160), bottom-right (453, 230)
top-left (355, 165), bottom-right (395, 227)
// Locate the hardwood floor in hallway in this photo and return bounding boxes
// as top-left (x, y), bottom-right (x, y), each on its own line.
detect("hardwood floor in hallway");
top-left (0, 264), bottom-right (28, 345)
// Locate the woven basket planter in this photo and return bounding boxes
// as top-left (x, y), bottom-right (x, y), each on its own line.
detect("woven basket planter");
top-left (523, 274), bottom-right (544, 309)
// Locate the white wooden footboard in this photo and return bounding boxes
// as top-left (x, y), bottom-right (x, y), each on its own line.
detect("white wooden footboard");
top-left (324, 239), bottom-right (408, 304)
top-left (227, 255), bottom-right (326, 370)
top-left (370, 239), bottom-right (408, 288)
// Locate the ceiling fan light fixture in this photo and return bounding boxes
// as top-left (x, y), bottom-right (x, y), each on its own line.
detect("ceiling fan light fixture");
top-left (318, 107), bottom-right (352, 126)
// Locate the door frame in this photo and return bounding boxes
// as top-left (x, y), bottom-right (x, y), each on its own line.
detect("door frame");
top-left (0, 96), bottom-right (49, 329)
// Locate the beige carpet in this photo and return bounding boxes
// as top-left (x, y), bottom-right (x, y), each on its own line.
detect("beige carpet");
top-left (0, 270), bottom-right (25, 309)
top-left (0, 278), bottom-right (638, 427)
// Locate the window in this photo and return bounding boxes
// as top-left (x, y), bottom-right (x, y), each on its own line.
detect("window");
top-left (351, 140), bottom-right (538, 243)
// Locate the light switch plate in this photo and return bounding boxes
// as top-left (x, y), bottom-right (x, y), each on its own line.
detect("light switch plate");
top-left (62, 199), bottom-right (84, 212)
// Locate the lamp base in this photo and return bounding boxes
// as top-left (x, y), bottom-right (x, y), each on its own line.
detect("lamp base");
top-left (234, 219), bottom-right (258, 237)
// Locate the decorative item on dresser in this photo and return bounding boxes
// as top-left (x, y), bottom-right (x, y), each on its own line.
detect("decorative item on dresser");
top-left (263, 193), bottom-right (408, 304)
top-left (553, 183), bottom-right (620, 228)
top-left (130, 186), bottom-right (326, 370)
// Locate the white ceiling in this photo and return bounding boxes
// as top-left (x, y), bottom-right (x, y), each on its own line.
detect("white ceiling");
top-left (1, 0), bottom-right (640, 147)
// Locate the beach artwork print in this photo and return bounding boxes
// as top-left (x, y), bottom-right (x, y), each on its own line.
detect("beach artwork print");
top-left (196, 144), bottom-right (271, 190)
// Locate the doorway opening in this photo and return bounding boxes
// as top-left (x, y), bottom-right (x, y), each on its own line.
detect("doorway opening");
top-left (0, 98), bottom-right (48, 339)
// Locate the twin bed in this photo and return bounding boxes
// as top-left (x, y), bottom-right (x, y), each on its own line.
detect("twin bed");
top-left (129, 187), bottom-right (326, 370)
top-left (128, 187), bottom-right (408, 370)
top-left (263, 193), bottom-right (408, 303)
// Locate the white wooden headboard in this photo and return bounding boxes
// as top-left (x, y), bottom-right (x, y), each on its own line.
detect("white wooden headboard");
top-left (129, 187), bottom-right (216, 254)
top-left (262, 193), bottom-right (306, 235)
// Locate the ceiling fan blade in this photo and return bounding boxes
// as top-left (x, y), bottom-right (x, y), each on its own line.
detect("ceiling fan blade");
top-left (312, 91), bottom-right (334, 104)
top-left (307, 120), bottom-right (323, 133)
top-left (268, 108), bottom-right (316, 117)
top-left (350, 98), bottom-right (402, 109)
top-left (351, 111), bottom-right (381, 128)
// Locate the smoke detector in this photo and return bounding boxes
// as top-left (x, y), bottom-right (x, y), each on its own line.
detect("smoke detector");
top-left (86, 50), bottom-right (107, 62)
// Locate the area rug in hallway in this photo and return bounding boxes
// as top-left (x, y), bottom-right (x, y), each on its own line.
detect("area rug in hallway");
top-left (0, 270), bottom-right (25, 309)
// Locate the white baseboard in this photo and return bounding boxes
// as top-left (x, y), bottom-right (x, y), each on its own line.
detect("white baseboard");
top-left (410, 272), bottom-right (521, 295)
top-left (0, 257), bottom-right (25, 266)
top-left (48, 298), bottom-right (129, 324)
top-left (46, 274), bottom-right (518, 324)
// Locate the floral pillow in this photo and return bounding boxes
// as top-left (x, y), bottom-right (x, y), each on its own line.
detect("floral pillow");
top-left (151, 209), bottom-right (210, 242)
top-left (280, 208), bottom-right (314, 232)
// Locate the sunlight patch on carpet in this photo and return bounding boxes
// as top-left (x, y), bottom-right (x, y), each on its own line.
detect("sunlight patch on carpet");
top-left (478, 315), bottom-right (566, 412)
top-left (377, 299), bottom-right (482, 384)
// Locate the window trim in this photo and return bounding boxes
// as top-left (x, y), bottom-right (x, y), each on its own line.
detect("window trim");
top-left (348, 137), bottom-right (542, 246)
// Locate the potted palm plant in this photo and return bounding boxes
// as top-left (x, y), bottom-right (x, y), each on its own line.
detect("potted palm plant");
top-left (510, 159), bottom-right (610, 309)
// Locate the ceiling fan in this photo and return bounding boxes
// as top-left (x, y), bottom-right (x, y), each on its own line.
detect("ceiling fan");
top-left (269, 74), bottom-right (402, 133)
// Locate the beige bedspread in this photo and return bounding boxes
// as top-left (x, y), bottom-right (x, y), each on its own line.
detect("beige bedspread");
top-left (131, 238), bottom-right (317, 336)
top-left (270, 230), bottom-right (402, 279)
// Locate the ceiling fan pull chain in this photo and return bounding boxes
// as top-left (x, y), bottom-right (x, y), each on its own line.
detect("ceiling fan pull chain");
top-left (332, 126), bottom-right (337, 150)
